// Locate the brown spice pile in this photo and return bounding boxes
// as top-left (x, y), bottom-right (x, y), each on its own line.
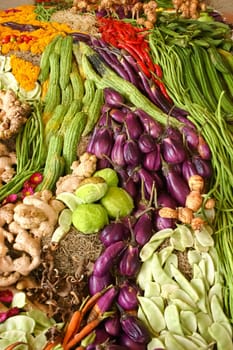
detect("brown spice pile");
top-left (52, 228), bottom-right (103, 276)
top-left (27, 228), bottom-right (103, 322)
top-left (50, 9), bottom-right (99, 35)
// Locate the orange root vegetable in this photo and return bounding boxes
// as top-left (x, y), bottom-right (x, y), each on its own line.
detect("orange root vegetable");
top-left (5, 343), bottom-right (27, 350)
top-left (80, 285), bottom-right (112, 316)
top-left (42, 337), bottom-right (63, 350)
top-left (65, 318), bottom-right (102, 350)
top-left (62, 310), bottom-right (82, 346)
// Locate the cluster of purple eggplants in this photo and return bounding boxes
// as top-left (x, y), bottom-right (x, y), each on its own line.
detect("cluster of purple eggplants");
top-left (85, 284), bottom-right (154, 350)
top-left (87, 87), bottom-right (212, 214)
top-left (86, 87), bottom-right (212, 349)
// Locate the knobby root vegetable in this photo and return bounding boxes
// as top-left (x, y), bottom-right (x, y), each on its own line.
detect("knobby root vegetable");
top-left (56, 152), bottom-right (97, 195)
top-left (0, 142), bottom-right (17, 186)
top-left (0, 89), bottom-right (31, 139)
top-left (0, 190), bottom-right (64, 287)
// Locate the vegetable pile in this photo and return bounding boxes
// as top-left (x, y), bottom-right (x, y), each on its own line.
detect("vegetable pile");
top-left (0, 1), bottom-right (232, 349)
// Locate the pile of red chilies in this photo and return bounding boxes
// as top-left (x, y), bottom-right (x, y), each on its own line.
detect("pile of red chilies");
top-left (98, 17), bottom-right (170, 101)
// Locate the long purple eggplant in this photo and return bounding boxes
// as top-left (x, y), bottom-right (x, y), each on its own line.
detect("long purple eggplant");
top-left (93, 241), bottom-right (126, 277)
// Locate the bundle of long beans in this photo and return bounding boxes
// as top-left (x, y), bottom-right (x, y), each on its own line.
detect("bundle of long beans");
top-left (148, 24), bottom-right (233, 322)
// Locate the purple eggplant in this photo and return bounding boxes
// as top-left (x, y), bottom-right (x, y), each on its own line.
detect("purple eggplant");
top-left (111, 133), bottom-right (127, 167)
top-left (110, 108), bottom-right (126, 123)
top-left (138, 168), bottom-right (162, 199)
top-left (138, 168), bottom-right (156, 200)
top-left (133, 212), bottom-right (153, 246)
top-left (163, 165), bottom-right (190, 206)
top-left (87, 125), bottom-right (99, 154)
top-left (104, 313), bottom-right (121, 336)
top-left (182, 125), bottom-right (199, 150)
top-left (120, 56), bottom-right (142, 89)
top-left (70, 32), bottom-right (91, 44)
top-left (119, 332), bottom-right (147, 350)
top-left (192, 155), bottom-right (212, 178)
top-left (122, 177), bottom-right (138, 199)
top-left (138, 133), bottom-right (156, 153)
top-left (162, 137), bottom-right (186, 164)
top-left (154, 211), bottom-right (176, 231)
top-left (93, 241), bottom-right (126, 277)
top-left (138, 72), bottom-right (158, 103)
top-left (87, 286), bottom-right (119, 324)
top-left (143, 146), bottom-right (161, 172)
top-left (91, 326), bottom-right (110, 345)
top-left (118, 245), bottom-right (141, 277)
top-left (172, 162), bottom-right (182, 174)
top-left (104, 88), bottom-right (125, 108)
top-left (157, 191), bottom-right (178, 209)
top-left (120, 314), bottom-right (151, 344)
top-left (126, 165), bottom-right (140, 183)
top-left (197, 135), bottom-right (211, 160)
top-left (123, 139), bottom-right (142, 167)
top-left (98, 111), bottom-right (112, 127)
top-left (176, 115), bottom-right (196, 128)
top-left (165, 126), bottom-right (183, 143)
top-left (93, 127), bottom-right (114, 159)
top-left (125, 112), bottom-right (144, 139)
top-left (99, 345), bottom-right (128, 350)
top-left (99, 222), bottom-right (130, 247)
top-left (182, 159), bottom-right (198, 182)
top-left (134, 109), bottom-right (163, 139)
top-left (96, 157), bottom-right (113, 170)
top-left (2, 21), bottom-right (41, 31)
top-left (117, 281), bottom-right (140, 311)
top-left (88, 273), bottom-right (113, 296)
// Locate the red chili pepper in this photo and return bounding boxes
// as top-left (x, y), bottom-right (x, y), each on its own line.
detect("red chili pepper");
top-left (1, 35), bottom-right (11, 44)
top-left (117, 43), bottom-right (151, 78)
top-left (154, 64), bottom-right (163, 79)
top-left (155, 79), bottom-right (172, 102)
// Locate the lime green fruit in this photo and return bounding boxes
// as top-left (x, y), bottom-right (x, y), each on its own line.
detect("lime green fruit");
top-left (75, 176), bottom-right (108, 203)
top-left (72, 203), bottom-right (109, 234)
top-left (56, 192), bottom-right (81, 211)
top-left (100, 186), bottom-right (134, 218)
top-left (94, 168), bottom-right (119, 187)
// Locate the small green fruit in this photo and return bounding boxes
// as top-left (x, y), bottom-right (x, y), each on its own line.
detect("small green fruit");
top-left (75, 177), bottom-right (108, 203)
top-left (72, 203), bottom-right (109, 234)
top-left (94, 168), bottom-right (119, 187)
top-left (100, 186), bottom-right (134, 218)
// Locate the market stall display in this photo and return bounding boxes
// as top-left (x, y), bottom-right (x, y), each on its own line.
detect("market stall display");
top-left (0, 1), bottom-right (232, 349)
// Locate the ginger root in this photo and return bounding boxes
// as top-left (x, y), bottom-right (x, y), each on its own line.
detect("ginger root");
top-left (0, 142), bottom-right (17, 185)
top-left (0, 190), bottom-right (64, 287)
top-left (0, 89), bottom-right (31, 139)
top-left (56, 152), bottom-right (97, 195)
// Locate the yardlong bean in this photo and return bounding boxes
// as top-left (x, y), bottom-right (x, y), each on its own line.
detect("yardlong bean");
top-left (0, 102), bottom-right (46, 201)
top-left (149, 30), bottom-right (233, 322)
